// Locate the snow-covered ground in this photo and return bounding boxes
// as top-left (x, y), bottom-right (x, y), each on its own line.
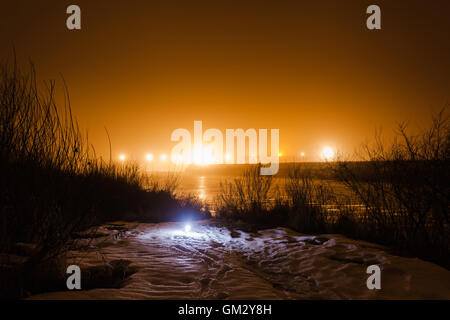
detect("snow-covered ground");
top-left (30, 220), bottom-right (450, 300)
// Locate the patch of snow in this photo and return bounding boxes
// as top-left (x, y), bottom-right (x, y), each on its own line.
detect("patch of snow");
top-left (29, 220), bottom-right (450, 300)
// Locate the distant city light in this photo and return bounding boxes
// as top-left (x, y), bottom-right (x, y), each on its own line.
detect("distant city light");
top-left (321, 146), bottom-right (335, 160)
top-left (192, 146), bottom-right (214, 166)
top-left (300, 152), bottom-right (305, 157)
top-left (160, 154), bottom-right (167, 161)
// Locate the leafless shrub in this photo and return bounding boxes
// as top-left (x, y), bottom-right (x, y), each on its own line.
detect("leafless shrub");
top-left (282, 164), bottom-right (335, 233)
top-left (335, 108), bottom-right (449, 264)
top-left (216, 164), bottom-right (273, 215)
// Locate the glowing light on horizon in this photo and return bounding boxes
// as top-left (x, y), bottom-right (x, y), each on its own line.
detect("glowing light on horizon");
top-left (300, 152), bottom-right (305, 157)
top-left (278, 152), bottom-right (283, 157)
top-left (160, 154), bottom-right (167, 161)
top-left (119, 154), bottom-right (126, 161)
top-left (193, 145), bottom-right (214, 166)
top-left (146, 154), bottom-right (153, 161)
top-left (321, 146), bottom-right (335, 160)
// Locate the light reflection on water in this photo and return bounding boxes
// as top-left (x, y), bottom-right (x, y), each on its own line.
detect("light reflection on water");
top-left (198, 176), bottom-right (206, 200)
top-left (177, 174), bottom-right (225, 203)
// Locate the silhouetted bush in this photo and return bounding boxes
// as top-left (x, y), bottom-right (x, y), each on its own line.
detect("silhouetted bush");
top-left (216, 164), bottom-right (334, 231)
top-left (334, 108), bottom-right (449, 266)
top-left (0, 60), bottom-right (207, 298)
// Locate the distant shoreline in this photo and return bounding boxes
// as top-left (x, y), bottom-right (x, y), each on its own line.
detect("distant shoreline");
top-left (185, 162), bottom-right (335, 178)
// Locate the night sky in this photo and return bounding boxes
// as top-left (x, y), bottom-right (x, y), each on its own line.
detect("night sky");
top-left (1, 0), bottom-right (449, 161)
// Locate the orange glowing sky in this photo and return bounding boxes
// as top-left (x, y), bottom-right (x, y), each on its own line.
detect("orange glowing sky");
top-left (1, 0), bottom-right (449, 163)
